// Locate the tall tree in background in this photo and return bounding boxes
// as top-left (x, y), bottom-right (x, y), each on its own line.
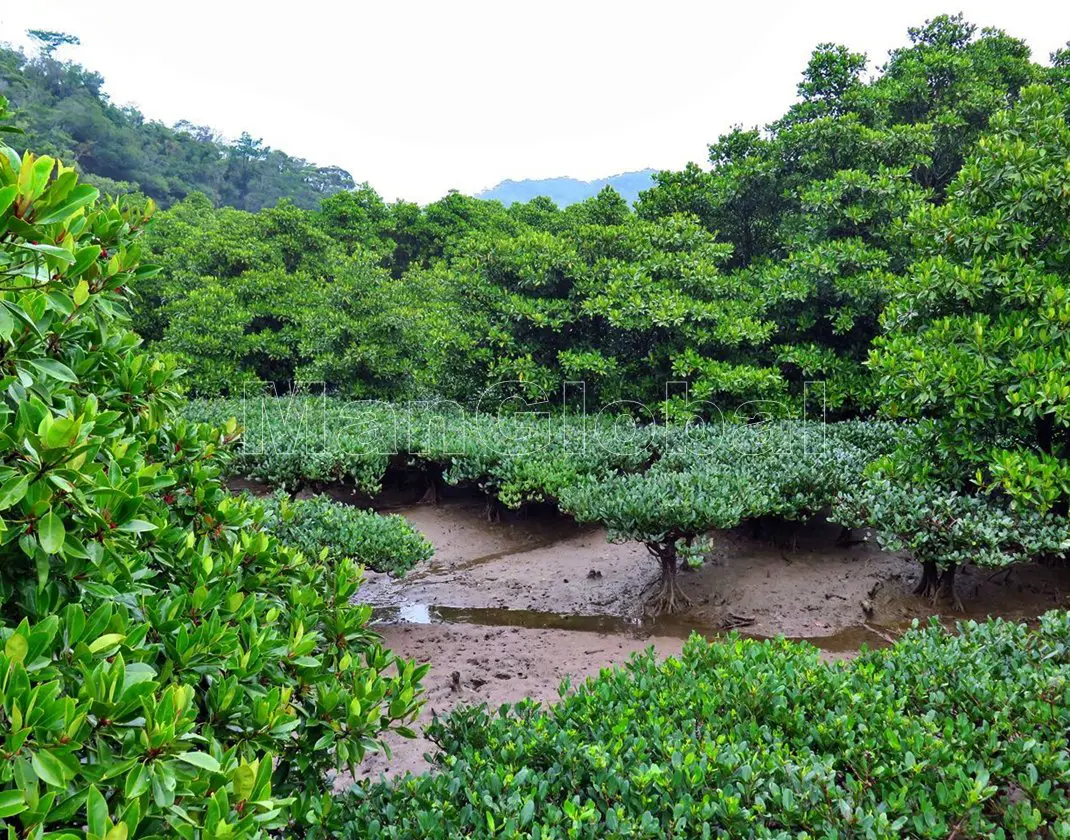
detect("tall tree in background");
top-left (21, 13), bottom-right (1059, 418)
top-left (870, 84), bottom-right (1070, 514)
top-left (635, 14), bottom-right (1045, 414)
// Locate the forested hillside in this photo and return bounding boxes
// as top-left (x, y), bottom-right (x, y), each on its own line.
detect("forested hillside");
top-left (0, 39), bottom-right (355, 209)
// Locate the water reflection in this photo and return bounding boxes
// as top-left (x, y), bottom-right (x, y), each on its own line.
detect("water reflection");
top-left (371, 603), bottom-right (894, 652)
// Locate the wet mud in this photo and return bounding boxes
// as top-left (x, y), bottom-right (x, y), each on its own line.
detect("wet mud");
top-left (342, 497), bottom-right (1070, 781)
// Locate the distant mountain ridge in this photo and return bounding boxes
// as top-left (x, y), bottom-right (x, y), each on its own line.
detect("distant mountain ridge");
top-left (477, 169), bottom-right (657, 207)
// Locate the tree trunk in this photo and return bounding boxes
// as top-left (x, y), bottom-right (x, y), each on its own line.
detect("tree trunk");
top-left (936, 563), bottom-right (963, 612)
top-left (417, 472), bottom-right (439, 506)
top-left (914, 561), bottom-right (962, 610)
top-left (646, 541), bottom-right (692, 616)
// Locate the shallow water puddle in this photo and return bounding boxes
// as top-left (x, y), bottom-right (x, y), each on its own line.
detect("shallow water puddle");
top-left (371, 603), bottom-right (895, 652)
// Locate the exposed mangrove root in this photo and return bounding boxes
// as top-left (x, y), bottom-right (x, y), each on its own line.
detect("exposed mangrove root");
top-left (862, 622), bottom-right (901, 646)
top-left (914, 561), bottom-right (962, 611)
top-left (913, 561), bottom-right (940, 598)
top-left (934, 564), bottom-right (964, 612)
top-left (645, 542), bottom-right (692, 616)
top-left (648, 571), bottom-right (692, 616)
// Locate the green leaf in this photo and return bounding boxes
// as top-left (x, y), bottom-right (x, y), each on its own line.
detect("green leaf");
top-left (4, 632), bottom-right (28, 664)
top-left (31, 750), bottom-right (70, 787)
top-left (70, 245), bottom-right (102, 278)
top-left (125, 764), bottom-right (150, 799)
top-left (38, 511), bottom-right (65, 555)
top-left (36, 184), bottom-right (100, 225)
top-left (176, 752), bottom-right (221, 773)
top-left (232, 764), bottom-right (255, 801)
top-left (28, 358), bottom-right (78, 384)
top-left (73, 279), bottom-right (90, 306)
top-left (115, 519), bottom-right (156, 533)
top-left (0, 185), bottom-right (17, 216)
top-left (106, 824), bottom-right (129, 840)
top-left (87, 785), bottom-right (108, 837)
top-left (0, 306), bottom-right (12, 341)
top-left (43, 416), bottom-right (78, 450)
top-left (0, 144), bottom-right (19, 170)
top-left (88, 633), bottom-right (125, 654)
top-left (20, 242), bottom-right (75, 263)
top-left (0, 789), bottom-right (27, 819)
top-left (0, 300), bottom-right (42, 338)
top-left (0, 474), bottom-right (29, 510)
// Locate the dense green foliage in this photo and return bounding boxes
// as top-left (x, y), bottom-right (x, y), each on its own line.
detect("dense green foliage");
top-left (0, 42), bottom-right (354, 210)
top-left (7, 12), bottom-right (1070, 838)
top-left (339, 614), bottom-right (1070, 838)
top-left (121, 17), bottom-right (1069, 422)
top-left (830, 84), bottom-right (1070, 594)
top-left (190, 391), bottom-right (1070, 605)
top-left (835, 475), bottom-right (1070, 586)
top-left (260, 492), bottom-right (432, 577)
top-left (0, 103), bottom-right (424, 838)
top-left (872, 85), bottom-right (1070, 510)
top-left (560, 420), bottom-right (896, 611)
top-left (147, 14), bottom-right (1070, 594)
top-left (133, 193), bottom-right (493, 397)
top-left (182, 398), bottom-right (652, 499)
top-left (631, 15), bottom-right (1061, 414)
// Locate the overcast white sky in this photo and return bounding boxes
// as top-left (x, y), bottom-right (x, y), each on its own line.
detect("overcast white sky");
top-left (1, 2), bottom-right (1068, 203)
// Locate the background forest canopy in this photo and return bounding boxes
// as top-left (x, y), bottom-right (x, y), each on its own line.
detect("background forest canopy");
top-left (4, 15), bottom-right (1070, 419)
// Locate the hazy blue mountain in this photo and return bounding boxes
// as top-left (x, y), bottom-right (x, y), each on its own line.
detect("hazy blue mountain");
top-left (477, 169), bottom-right (656, 207)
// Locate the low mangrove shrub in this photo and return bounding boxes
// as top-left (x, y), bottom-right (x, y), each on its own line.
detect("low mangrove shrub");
top-left (558, 421), bottom-right (899, 613)
top-left (260, 492), bottom-right (433, 576)
top-left (184, 399), bottom-right (905, 611)
top-left (834, 473), bottom-right (1070, 599)
top-left (338, 613), bottom-right (1070, 839)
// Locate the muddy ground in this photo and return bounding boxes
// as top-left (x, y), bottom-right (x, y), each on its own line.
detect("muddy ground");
top-left (334, 496), bottom-right (1070, 782)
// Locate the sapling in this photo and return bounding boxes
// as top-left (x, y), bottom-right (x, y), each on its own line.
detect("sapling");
top-left (560, 468), bottom-right (741, 615)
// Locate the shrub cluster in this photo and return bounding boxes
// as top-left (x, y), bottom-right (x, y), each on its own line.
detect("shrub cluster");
top-left (259, 492), bottom-right (433, 577)
top-left (338, 614), bottom-right (1070, 838)
top-left (559, 421), bottom-right (899, 612)
top-left (834, 475), bottom-right (1070, 591)
top-left (181, 398), bottom-right (659, 502)
top-left (185, 397), bottom-right (902, 611)
top-left (183, 399), bottom-right (898, 519)
top-left (0, 104), bottom-right (424, 838)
